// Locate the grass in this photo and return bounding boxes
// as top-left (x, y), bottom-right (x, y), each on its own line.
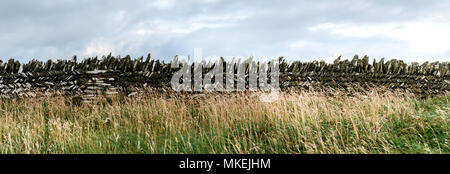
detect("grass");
top-left (0, 90), bottom-right (448, 154)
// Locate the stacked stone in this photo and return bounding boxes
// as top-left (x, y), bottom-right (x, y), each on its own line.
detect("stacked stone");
top-left (0, 54), bottom-right (448, 99)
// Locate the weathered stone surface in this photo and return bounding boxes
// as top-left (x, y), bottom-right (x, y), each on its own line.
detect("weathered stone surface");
top-left (0, 55), bottom-right (448, 99)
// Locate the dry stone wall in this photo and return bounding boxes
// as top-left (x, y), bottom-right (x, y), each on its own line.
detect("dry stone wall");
top-left (0, 54), bottom-right (448, 98)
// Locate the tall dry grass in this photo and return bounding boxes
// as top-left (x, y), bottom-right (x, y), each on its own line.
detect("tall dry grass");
top-left (0, 90), bottom-right (448, 154)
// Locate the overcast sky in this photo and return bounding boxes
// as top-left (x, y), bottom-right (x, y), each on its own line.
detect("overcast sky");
top-left (0, 0), bottom-right (449, 63)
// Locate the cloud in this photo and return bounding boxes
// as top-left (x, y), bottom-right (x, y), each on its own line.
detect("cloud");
top-left (135, 13), bottom-right (247, 36)
top-left (0, 0), bottom-right (449, 63)
top-left (309, 21), bottom-right (450, 54)
top-left (151, 0), bottom-right (176, 9)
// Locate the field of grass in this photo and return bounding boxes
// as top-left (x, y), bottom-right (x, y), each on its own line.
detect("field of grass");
top-left (0, 90), bottom-right (448, 154)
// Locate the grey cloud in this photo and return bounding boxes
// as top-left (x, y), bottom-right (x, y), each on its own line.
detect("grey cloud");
top-left (0, 0), bottom-right (449, 63)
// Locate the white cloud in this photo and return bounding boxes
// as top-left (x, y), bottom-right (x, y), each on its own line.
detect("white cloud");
top-left (135, 13), bottom-right (248, 36)
top-left (309, 21), bottom-right (450, 54)
top-left (201, 0), bottom-right (221, 3)
top-left (81, 12), bottom-right (250, 59)
top-left (151, 0), bottom-right (176, 9)
top-left (83, 40), bottom-right (119, 57)
top-left (288, 40), bottom-right (322, 49)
